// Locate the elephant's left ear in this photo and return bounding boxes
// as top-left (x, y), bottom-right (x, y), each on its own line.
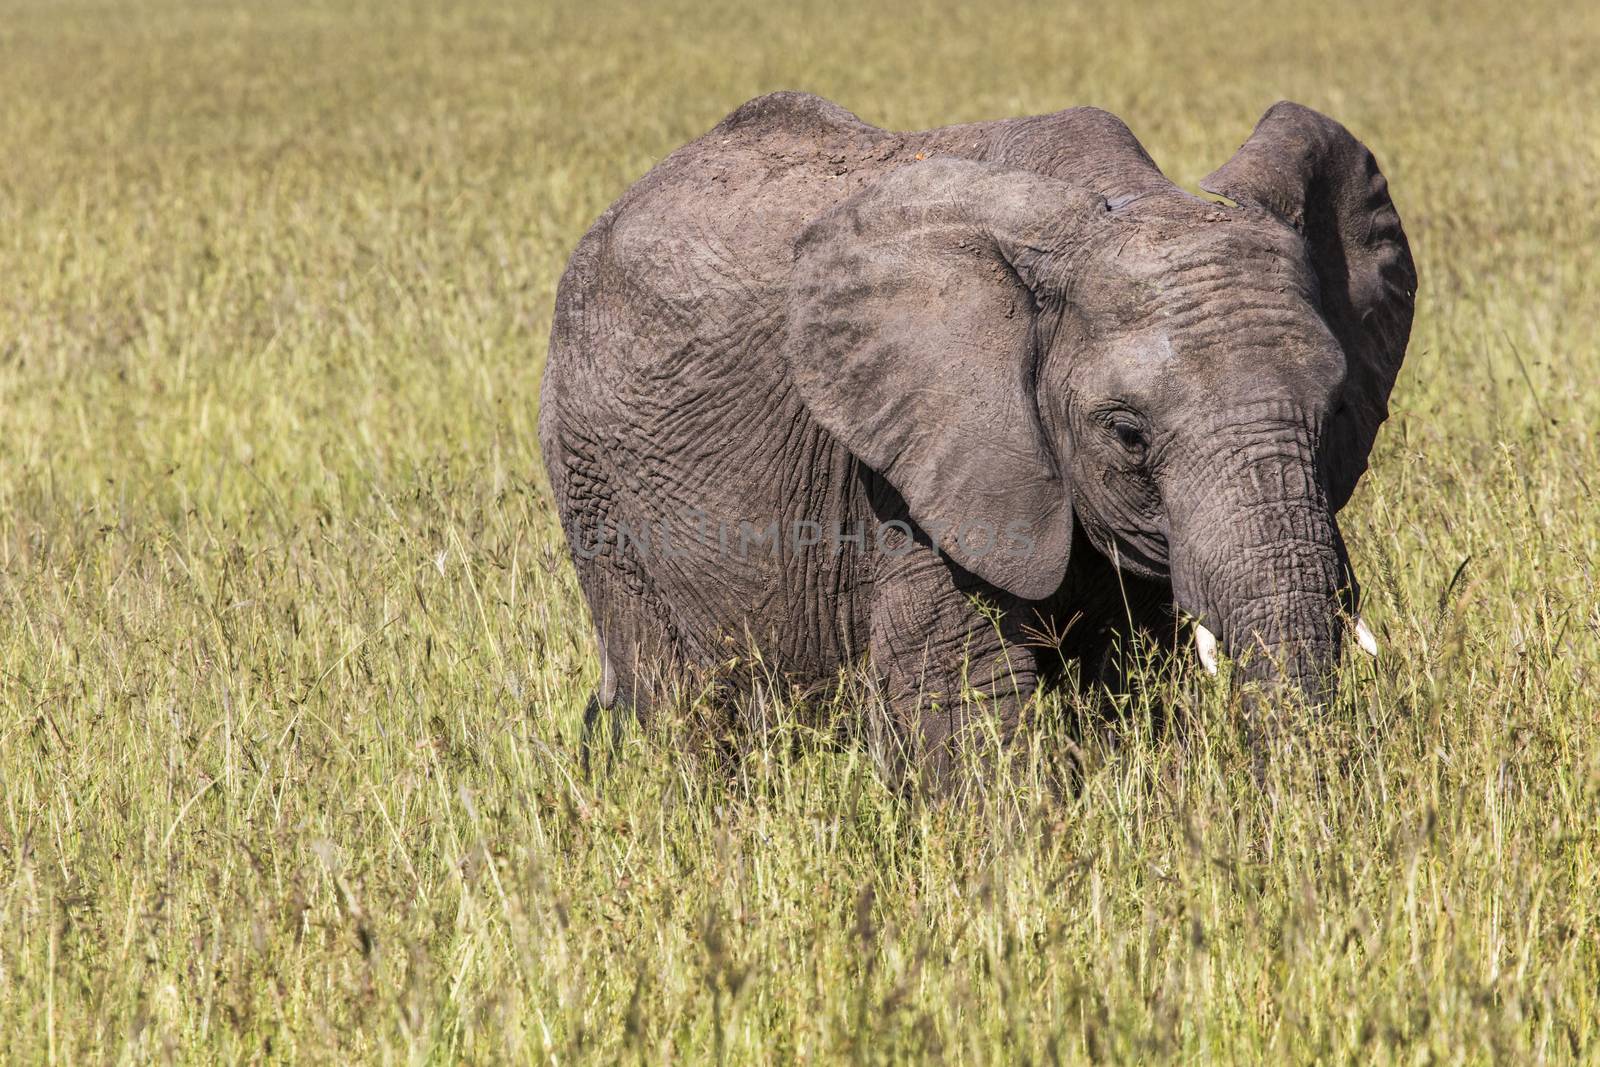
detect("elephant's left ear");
top-left (1202, 101), bottom-right (1417, 511)
top-left (782, 159), bottom-right (1104, 601)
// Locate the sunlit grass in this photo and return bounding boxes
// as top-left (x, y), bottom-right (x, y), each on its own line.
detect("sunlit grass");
top-left (2, 0), bottom-right (1598, 1061)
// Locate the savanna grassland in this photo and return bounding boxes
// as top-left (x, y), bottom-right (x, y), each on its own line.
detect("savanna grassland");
top-left (2, 0), bottom-right (1598, 1061)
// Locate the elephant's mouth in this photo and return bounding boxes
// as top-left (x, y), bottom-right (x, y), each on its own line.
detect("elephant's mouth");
top-left (1079, 516), bottom-right (1170, 583)
top-left (1185, 614), bottom-right (1376, 679)
top-left (1166, 512), bottom-right (1375, 695)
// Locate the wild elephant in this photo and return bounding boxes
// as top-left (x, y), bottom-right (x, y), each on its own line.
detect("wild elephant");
top-left (539, 93), bottom-right (1413, 777)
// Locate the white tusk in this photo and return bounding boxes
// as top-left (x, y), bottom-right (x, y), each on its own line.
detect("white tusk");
top-left (1194, 624), bottom-right (1219, 675)
top-left (1353, 616), bottom-right (1378, 658)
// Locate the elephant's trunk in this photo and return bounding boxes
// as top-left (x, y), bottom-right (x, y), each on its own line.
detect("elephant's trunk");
top-left (1168, 422), bottom-right (1352, 703)
top-left (1218, 553), bottom-right (1347, 701)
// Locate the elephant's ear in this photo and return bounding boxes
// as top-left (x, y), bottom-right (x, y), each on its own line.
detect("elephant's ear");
top-left (1201, 101), bottom-right (1417, 511)
top-left (783, 158), bottom-right (1107, 601)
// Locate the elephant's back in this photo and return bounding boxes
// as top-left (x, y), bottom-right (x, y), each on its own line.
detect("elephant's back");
top-left (544, 92), bottom-right (1167, 397)
top-left (540, 94), bottom-right (886, 478)
top-left (559, 94), bottom-right (901, 367)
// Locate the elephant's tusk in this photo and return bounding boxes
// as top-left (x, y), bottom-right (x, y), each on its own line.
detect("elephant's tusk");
top-left (1194, 624), bottom-right (1219, 675)
top-left (1353, 616), bottom-right (1379, 658)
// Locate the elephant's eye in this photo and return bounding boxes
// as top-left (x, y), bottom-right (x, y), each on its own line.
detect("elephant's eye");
top-left (1114, 422), bottom-right (1146, 451)
top-left (1093, 407), bottom-right (1151, 461)
top-left (1108, 417), bottom-right (1149, 459)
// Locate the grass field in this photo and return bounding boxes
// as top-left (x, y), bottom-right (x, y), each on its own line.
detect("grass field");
top-left (3, 0), bottom-right (1599, 1061)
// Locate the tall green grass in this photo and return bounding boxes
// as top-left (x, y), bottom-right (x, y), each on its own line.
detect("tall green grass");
top-left (2, 0), bottom-right (1597, 1060)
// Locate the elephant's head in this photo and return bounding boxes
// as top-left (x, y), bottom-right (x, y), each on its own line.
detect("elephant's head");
top-left (784, 102), bottom-right (1415, 699)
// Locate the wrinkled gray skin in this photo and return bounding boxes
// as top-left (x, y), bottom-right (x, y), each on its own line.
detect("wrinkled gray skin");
top-left (540, 93), bottom-right (1415, 778)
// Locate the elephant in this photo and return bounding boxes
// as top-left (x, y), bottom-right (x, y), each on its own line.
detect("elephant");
top-left (538, 92), bottom-right (1415, 777)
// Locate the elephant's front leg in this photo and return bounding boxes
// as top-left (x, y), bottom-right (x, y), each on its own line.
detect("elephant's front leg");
top-left (867, 537), bottom-right (1047, 788)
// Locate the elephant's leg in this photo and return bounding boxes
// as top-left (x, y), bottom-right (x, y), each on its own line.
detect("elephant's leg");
top-left (868, 541), bottom-right (1046, 788)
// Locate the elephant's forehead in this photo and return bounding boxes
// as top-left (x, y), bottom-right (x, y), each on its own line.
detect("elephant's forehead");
top-left (1099, 207), bottom-right (1312, 285)
top-left (1082, 318), bottom-right (1346, 423)
top-left (1078, 211), bottom-right (1323, 333)
top-left (1069, 210), bottom-right (1344, 391)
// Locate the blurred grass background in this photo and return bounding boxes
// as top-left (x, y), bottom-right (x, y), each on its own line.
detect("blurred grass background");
top-left (1, 0), bottom-right (1598, 1061)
